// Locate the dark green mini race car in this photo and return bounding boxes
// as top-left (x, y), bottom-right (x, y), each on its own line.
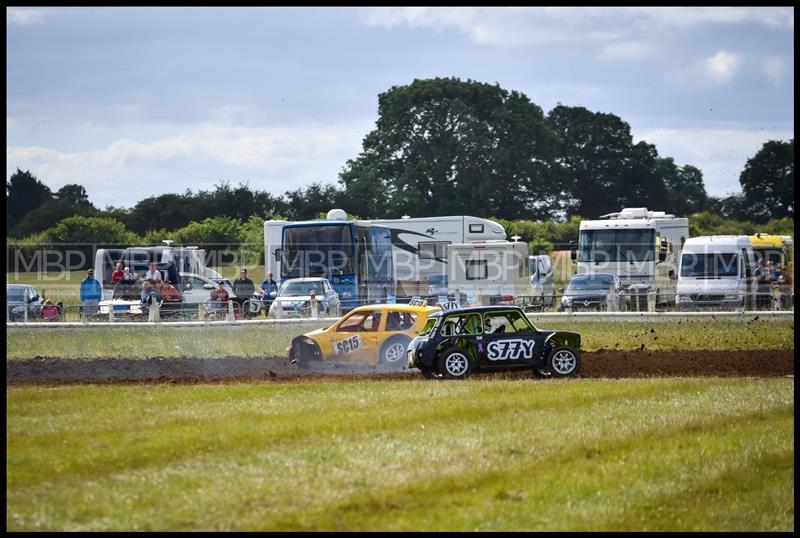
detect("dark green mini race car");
top-left (407, 305), bottom-right (581, 380)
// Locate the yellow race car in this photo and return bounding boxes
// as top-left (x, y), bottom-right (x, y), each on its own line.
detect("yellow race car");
top-left (288, 302), bottom-right (440, 367)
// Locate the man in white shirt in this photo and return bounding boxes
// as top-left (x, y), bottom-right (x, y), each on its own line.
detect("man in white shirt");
top-left (144, 263), bottom-right (162, 284)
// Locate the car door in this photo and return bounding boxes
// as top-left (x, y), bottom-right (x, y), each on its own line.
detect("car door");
top-left (327, 309), bottom-right (384, 363)
top-left (479, 311), bottom-right (539, 368)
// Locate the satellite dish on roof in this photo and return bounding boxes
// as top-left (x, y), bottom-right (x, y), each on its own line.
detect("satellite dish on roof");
top-left (327, 209), bottom-right (347, 220)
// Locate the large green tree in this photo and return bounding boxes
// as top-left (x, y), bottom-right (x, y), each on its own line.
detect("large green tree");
top-left (739, 139), bottom-right (794, 221)
top-left (6, 169), bottom-right (53, 232)
top-left (658, 158), bottom-right (708, 216)
top-left (339, 77), bottom-right (562, 220)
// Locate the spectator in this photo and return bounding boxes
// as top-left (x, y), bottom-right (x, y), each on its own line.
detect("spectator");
top-left (166, 260), bottom-right (181, 290)
top-left (258, 272), bottom-right (279, 297)
top-left (80, 269), bottom-right (102, 318)
top-left (123, 266), bottom-right (136, 282)
top-left (140, 281), bottom-right (161, 305)
top-left (209, 281), bottom-right (230, 309)
top-left (232, 268), bottom-right (256, 298)
top-left (158, 280), bottom-right (182, 302)
top-left (144, 263), bottom-right (162, 284)
top-left (111, 262), bottom-right (125, 284)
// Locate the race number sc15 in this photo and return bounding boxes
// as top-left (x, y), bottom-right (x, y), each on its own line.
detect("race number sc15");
top-left (335, 335), bottom-right (362, 355)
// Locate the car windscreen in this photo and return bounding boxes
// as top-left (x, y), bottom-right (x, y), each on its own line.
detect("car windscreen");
top-left (280, 281), bottom-right (324, 296)
top-left (419, 316), bottom-right (439, 336)
top-left (680, 253), bottom-right (739, 277)
top-left (567, 275), bottom-right (614, 290)
top-left (7, 288), bottom-right (26, 302)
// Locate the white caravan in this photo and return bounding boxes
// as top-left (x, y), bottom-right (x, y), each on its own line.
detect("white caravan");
top-left (263, 210), bottom-right (506, 283)
top-left (676, 235), bottom-right (759, 311)
top-left (446, 240), bottom-right (530, 304)
top-left (576, 207), bottom-right (689, 306)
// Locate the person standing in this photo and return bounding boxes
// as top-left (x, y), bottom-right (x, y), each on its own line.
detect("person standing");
top-left (80, 268), bottom-right (102, 319)
top-left (232, 268), bottom-right (256, 298)
top-left (259, 272), bottom-right (280, 298)
top-left (166, 260), bottom-right (181, 290)
top-left (111, 262), bottom-right (125, 284)
top-left (144, 263), bottom-right (162, 284)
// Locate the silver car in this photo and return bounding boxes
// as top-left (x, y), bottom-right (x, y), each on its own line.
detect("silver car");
top-left (268, 277), bottom-right (340, 318)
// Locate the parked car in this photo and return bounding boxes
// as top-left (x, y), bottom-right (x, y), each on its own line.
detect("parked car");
top-left (559, 272), bottom-right (627, 312)
top-left (529, 255), bottom-right (556, 306)
top-left (407, 305), bottom-right (581, 379)
top-left (179, 272), bottom-right (236, 304)
top-left (268, 277), bottom-right (341, 318)
top-left (6, 284), bottom-right (46, 321)
top-left (288, 301), bottom-right (440, 367)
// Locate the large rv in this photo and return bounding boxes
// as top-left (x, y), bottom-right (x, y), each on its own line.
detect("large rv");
top-left (264, 210), bottom-right (506, 291)
top-left (266, 210), bottom-right (395, 310)
top-left (575, 208), bottom-right (689, 305)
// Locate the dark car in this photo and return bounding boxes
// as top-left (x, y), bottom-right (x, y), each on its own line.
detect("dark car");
top-left (559, 272), bottom-right (627, 312)
top-left (407, 305), bottom-right (581, 380)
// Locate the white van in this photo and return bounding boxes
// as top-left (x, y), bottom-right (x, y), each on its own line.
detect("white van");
top-left (446, 240), bottom-right (530, 305)
top-left (676, 235), bottom-right (759, 311)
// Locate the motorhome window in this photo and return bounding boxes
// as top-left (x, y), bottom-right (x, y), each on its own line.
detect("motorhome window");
top-left (579, 229), bottom-right (655, 262)
top-left (466, 260), bottom-right (488, 280)
top-left (419, 241), bottom-right (449, 260)
top-left (680, 253), bottom-right (739, 277)
top-left (282, 225), bottom-right (354, 279)
top-left (469, 224), bottom-right (484, 233)
top-left (366, 226), bottom-right (394, 280)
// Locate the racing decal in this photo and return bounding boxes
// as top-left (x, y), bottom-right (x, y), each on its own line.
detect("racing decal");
top-left (439, 300), bottom-right (460, 311)
top-left (335, 335), bottom-right (362, 355)
top-left (486, 339), bottom-right (535, 361)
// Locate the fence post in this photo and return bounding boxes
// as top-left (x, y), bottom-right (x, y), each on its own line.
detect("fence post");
top-left (606, 290), bottom-right (618, 312)
top-left (198, 301), bottom-right (206, 321)
top-left (311, 296), bottom-right (319, 318)
top-left (647, 290), bottom-right (656, 312)
top-left (23, 303), bottom-right (28, 324)
top-left (109, 304), bottom-right (115, 323)
top-left (226, 299), bottom-right (235, 322)
top-left (148, 295), bottom-right (160, 322)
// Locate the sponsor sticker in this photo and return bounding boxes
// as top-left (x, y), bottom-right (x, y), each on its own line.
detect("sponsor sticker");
top-left (486, 339), bottom-right (535, 361)
top-left (335, 335), bottom-right (362, 355)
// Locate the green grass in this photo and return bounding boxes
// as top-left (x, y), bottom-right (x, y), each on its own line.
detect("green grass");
top-left (6, 378), bottom-right (793, 531)
top-left (5, 320), bottom-right (794, 360)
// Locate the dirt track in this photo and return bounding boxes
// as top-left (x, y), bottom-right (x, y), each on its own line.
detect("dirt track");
top-left (6, 349), bottom-right (794, 385)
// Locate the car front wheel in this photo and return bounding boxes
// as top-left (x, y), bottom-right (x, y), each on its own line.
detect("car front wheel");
top-left (545, 345), bottom-right (580, 377)
top-left (438, 348), bottom-right (474, 379)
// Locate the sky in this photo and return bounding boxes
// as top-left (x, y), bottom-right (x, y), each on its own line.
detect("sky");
top-left (6, 6), bottom-right (795, 211)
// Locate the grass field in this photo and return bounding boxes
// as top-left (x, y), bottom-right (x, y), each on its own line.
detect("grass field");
top-left (6, 377), bottom-right (793, 531)
top-left (5, 320), bottom-right (794, 360)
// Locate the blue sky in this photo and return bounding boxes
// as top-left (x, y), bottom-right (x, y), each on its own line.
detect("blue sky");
top-left (6, 6), bottom-right (794, 210)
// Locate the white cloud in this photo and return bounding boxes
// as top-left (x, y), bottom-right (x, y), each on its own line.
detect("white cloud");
top-left (598, 41), bottom-right (655, 62)
top-left (6, 7), bottom-right (45, 25)
top-left (6, 120), bottom-right (374, 208)
top-left (762, 56), bottom-right (788, 85)
top-left (704, 51), bottom-right (739, 83)
top-left (633, 126), bottom-right (794, 195)
top-left (637, 6), bottom-right (794, 30)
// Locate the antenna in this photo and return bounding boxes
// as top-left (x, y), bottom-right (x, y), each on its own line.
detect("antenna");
top-left (511, 235), bottom-right (521, 242)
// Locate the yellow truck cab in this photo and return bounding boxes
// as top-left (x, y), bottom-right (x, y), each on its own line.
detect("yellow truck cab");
top-left (749, 234), bottom-right (793, 308)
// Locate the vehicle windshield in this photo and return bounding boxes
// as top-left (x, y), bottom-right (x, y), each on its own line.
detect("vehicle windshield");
top-left (579, 229), bottom-right (656, 262)
top-left (568, 275), bottom-right (615, 291)
top-left (280, 281), bottom-right (326, 297)
top-left (7, 287), bottom-right (26, 302)
top-left (282, 224), bottom-right (354, 279)
top-left (680, 253), bottom-right (739, 277)
top-left (752, 248), bottom-right (784, 267)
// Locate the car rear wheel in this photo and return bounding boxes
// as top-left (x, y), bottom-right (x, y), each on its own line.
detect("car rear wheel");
top-left (545, 345), bottom-right (580, 377)
top-left (380, 335), bottom-right (410, 366)
top-left (438, 348), bottom-right (473, 380)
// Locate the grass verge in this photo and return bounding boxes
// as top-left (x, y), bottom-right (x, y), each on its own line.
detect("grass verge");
top-left (6, 377), bottom-right (793, 531)
top-left (5, 320), bottom-right (794, 360)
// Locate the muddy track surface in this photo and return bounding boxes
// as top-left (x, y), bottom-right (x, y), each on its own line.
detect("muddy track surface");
top-left (6, 350), bottom-right (794, 385)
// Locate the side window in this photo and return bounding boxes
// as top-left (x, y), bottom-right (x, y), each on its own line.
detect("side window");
top-left (361, 311), bottom-right (383, 332)
top-left (469, 223), bottom-right (484, 233)
top-left (466, 260), bottom-right (488, 280)
top-left (419, 241), bottom-right (450, 260)
top-left (336, 311), bottom-right (370, 332)
top-left (398, 311), bottom-right (417, 330)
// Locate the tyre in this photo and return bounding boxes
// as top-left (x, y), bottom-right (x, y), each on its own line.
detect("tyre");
top-left (437, 348), bottom-right (474, 379)
top-left (379, 335), bottom-right (411, 366)
top-left (545, 345), bottom-right (580, 377)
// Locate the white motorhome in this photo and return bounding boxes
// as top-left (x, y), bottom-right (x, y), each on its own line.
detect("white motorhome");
top-left (263, 210), bottom-right (507, 284)
top-left (446, 240), bottom-right (530, 305)
top-left (94, 242), bottom-right (223, 299)
top-left (576, 207), bottom-right (688, 306)
top-left (676, 235), bottom-right (759, 311)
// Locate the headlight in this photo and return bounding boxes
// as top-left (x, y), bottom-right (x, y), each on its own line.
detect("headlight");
top-left (561, 296), bottom-right (572, 305)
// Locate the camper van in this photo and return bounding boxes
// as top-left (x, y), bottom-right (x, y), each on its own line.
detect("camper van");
top-left (446, 240), bottom-right (530, 305)
top-left (675, 235), bottom-right (759, 311)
